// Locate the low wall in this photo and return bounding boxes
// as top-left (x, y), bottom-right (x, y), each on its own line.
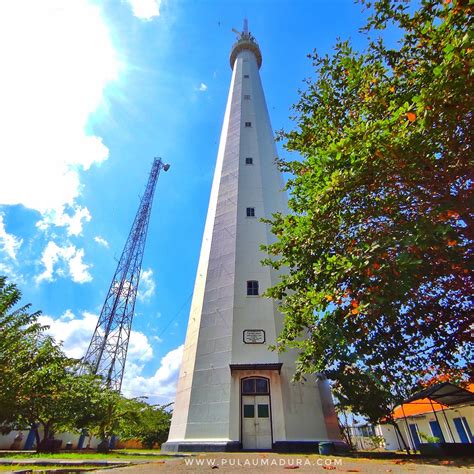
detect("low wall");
top-left (0, 430), bottom-right (101, 450)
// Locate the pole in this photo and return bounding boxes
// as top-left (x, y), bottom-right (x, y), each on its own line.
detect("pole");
top-left (429, 398), bottom-right (446, 443)
top-left (401, 404), bottom-right (416, 453)
top-left (441, 406), bottom-right (456, 442)
top-left (393, 422), bottom-right (403, 451)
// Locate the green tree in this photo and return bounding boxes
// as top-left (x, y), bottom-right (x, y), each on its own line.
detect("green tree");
top-left (73, 380), bottom-right (122, 447)
top-left (332, 367), bottom-right (412, 452)
top-left (13, 335), bottom-right (115, 451)
top-left (0, 275), bottom-right (44, 431)
top-left (78, 394), bottom-right (171, 452)
top-left (0, 276), bottom-right (115, 451)
top-left (114, 398), bottom-right (172, 449)
top-left (264, 0), bottom-right (472, 424)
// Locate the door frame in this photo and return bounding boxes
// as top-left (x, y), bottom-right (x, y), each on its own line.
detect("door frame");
top-left (239, 376), bottom-right (274, 450)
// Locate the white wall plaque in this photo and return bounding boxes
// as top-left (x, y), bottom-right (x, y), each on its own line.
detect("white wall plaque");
top-left (243, 329), bottom-right (265, 344)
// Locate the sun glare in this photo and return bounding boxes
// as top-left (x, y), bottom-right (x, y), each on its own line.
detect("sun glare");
top-left (0, 0), bottom-right (120, 214)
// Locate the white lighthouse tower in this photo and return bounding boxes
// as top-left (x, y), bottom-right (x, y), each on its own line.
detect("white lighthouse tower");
top-left (163, 21), bottom-right (341, 452)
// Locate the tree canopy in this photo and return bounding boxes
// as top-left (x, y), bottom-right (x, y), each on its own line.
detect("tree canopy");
top-left (0, 275), bottom-right (171, 451)
top-left (0, 276), bottom-right (113, 448)
top-left (264, 0), bottom-right (472, 422)
top-left (0, 275), bottom-right (44, 430)
top-left (113, 398), bottom-right (172, 449)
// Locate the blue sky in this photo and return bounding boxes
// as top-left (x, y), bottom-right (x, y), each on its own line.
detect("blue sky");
top-left (0, 0), bottom-right (388, 404)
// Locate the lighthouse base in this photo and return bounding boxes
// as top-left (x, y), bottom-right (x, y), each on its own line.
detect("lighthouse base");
top-left (161, 440), bottom-right (348, 453)
top-left (161, 441), bottom-right (241, 453)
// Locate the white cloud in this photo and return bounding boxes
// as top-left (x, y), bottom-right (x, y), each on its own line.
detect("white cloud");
top-left (0, 262), bottom-right (25, 285)
top-left (126, 0), bottom-right (162, 20)
top-left (197, 82), bottom-right (208, 92)
top-left (39, 311), bottom-right (99, 359)
top-left (38, 309), bottom-right (180, 404)
top-left (68, 248), bottom-right (92, 283)
top-left (128, 331), bottom-right (154, 362)
top-left (0, 213), bottom-right (23, 260)
top-left (37, 206), bottom-right (92, 237)
top-left (137, 268), bottom-right (155, 302)
top-left (0, 1), bottom-right (118, 226)
top-left (39, 310), bottom-right (154, 362)
top-left (94, 235), bottom-right (110, 248)
top-left (59, 309), bottom-right (76, 321)
top-left (122, 344), bottom-right (183, 403)
top-left (36, 241), bottom-right (92, 284)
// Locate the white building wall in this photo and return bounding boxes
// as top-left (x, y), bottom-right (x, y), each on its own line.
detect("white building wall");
top-left (378, 403), bottom-right (474, 451)
top-left (167, 57), bottom-right (239, 444)
top-left (0, 430), bottom-right (100, 450)
top-left (377, 424), bottom-right (406, 451)
top-left (441, 405), bottom-right (473, 443)
top-left (0, 430), bottom-right (30, 450)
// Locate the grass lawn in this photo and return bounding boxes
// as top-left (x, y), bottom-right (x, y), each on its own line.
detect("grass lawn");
top-left (0, 452), bottom-right (169, 460)
top-left (0, 465), bottom-right (101, 471)
top-left (0, 451), bottom-right (171, 473)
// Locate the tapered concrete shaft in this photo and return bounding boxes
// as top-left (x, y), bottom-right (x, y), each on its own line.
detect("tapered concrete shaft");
top-left (163, 22), bottom-right (341, 453)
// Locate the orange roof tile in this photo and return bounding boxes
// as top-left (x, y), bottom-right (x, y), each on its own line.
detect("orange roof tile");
top-left (393, 398), bottom-right (448, 419)
top-left (392, 383), bottom-right (474, 419)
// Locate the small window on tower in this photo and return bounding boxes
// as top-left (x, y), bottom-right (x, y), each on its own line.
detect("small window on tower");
top-left (245, 157), bottom-right (253, 165)
top-left (246, 207), bottom-right (255, 217)
top-left (244, 94), bottom-right (251, 100)
top-left (247, 280), bottom-right (259, 296)
top-left (244, 74), bottom-right (250, 78)
top-left (245, 122), bottom-right (252, 127)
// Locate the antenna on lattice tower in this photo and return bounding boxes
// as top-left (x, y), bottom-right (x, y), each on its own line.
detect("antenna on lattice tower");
top-left (81, 157), bottom-right (170, 391)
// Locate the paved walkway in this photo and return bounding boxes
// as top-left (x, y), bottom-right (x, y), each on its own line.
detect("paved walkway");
top-left (92, 453), bottom-right (474, 473)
